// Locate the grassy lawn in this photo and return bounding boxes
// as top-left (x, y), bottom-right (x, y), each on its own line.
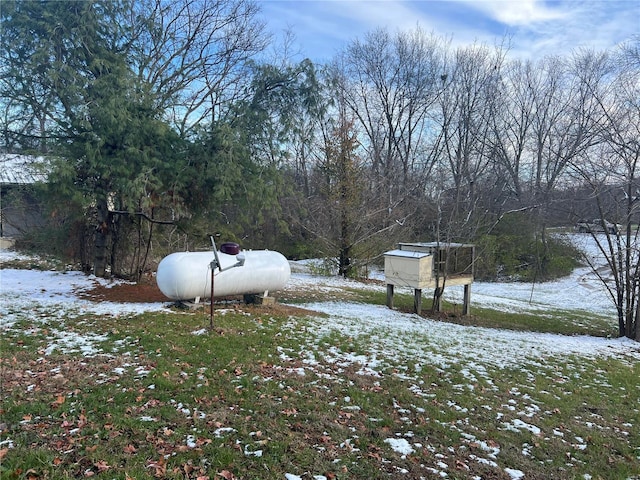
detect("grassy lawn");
top-left (283, 285), bottom-right (619, 338)
top-left (1, 257), bottom-right (639, 479)
top-left (2, 297), bottom-right (639, 480)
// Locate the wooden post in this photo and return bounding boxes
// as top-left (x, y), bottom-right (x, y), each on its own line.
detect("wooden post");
top-left (462, 283), bottom-right (471, 316)
top-left (386, 284), bottom-right (394, 309)
top-left (414, 288), bottom-right (422, 315)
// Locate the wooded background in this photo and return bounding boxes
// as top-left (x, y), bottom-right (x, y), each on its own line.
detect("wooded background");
top-left (1, 0), bottom-right (638, 291)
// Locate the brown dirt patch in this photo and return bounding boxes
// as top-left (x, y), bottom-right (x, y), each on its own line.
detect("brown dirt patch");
top-left (241, 303), bottom-right (324, 318)
top-left (80, 281), bottom-right (170, 303)
top-left (78, 281), bottom-right (320, 318)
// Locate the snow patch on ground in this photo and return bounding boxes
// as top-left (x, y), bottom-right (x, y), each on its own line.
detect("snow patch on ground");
top-left (0, 261), bottom-right (169, 332)
top-left (2, 237), bottom-right (639, 479)
top-left (1, 250), bottom-right (170, 357)
top-left (299, 300), bottom-right (640, 370)
top-left (3, 234), bottom-right (640, 365)
top-left (384, 437), bottom-right (415, 456)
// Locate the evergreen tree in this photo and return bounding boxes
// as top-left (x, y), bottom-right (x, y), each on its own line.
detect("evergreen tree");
top-left (1, 0), bottom-right (268, 276)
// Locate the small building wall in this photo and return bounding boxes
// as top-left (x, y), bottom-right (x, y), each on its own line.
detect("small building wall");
top-left (384, 249), bottom-right (433, 289)
top-left (384, 242), bottom-right (475, 315)
top-left (0, 154), bottom-right (48, 240)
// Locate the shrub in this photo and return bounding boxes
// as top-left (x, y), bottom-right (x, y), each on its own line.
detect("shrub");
top-left (474, 214), bottom-right (581, 282)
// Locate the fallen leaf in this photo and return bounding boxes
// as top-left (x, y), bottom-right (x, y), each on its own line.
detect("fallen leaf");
top-left (123, 444), bottom-right (137, 454)
top-left (94, 460), bottom-right (110, 472)
top-left (217, 470), bottom-right (235, 480)
top-left (183, 464), bottom-right (194, 476)
top-left (147, 457), bottom-right (166, 477)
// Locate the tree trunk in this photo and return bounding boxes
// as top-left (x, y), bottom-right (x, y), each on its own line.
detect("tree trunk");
top-left (432, 287), bottom-right (443, 313)
top-left (633, 300), bottom-right (640, 341)
top-left (338, 169), bottom-right (352, 277)
top-left (338, 241), bottom-right (351, 277)
top-left (138, 219), bottom-right (155, 282)
top-left (94, 197), bottom-right (111, 278)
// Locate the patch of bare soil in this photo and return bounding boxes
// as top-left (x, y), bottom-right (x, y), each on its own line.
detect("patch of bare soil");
top-left (79, 281), bottom-right (321, 318)
top-left (241, 303), bottom-right (324, 318)
top-left (79, 281), bottom-right (170, 303)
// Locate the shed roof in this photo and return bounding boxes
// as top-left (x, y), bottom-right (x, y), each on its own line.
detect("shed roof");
top-left (398, 242), bottom-right (474, 249)
top-left (0, 154), bottom-right (49, 185)
top-left (384, 249), bottom-right (431, 258)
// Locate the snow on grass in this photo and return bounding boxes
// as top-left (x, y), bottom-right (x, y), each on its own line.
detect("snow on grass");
top-left (384, 437), bottom-right (415, 456)
top-left (0, 258), bottom-right (166, 311)
top-left (281, 233), bottom-right (640, 375)
top-left (299, 300), bottom-right (640, 372)
top-left (43, 328), bottom-right (110, 356)
top-left (443, 234), bottom-right (614, 315)
top-left (0, 267), bottom-right (168, 329)
top-left (2, 240), bottom-right (639, 479)
top-left (291, 233), bottom-right (617, 316)
top-left (1, 249), bottom-right (170, 358)
top-left (505, 468), bottom-right (526, 480)
top-left (3, 234), bottom-right (640, 369)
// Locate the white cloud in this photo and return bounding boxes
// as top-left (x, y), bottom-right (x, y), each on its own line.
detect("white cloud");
top-left (259, 0), bottom-right (638, 61)
top-left (461, 0), bottom-right (567, 26)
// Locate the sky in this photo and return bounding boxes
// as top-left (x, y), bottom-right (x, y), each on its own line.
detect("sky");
top-left (258, 0), bottom-right (639, 63)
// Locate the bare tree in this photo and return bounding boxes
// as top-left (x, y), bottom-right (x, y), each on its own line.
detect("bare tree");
top-left (569, 43), bottom-right (640, 340)
top-left (529, 53), bottom-right (605, 200)
top-left (425, 42), bottom-right (508, 309)
top-left (336, 27), bottom-right (448, 231)
top-left (292, 67), bottom-right (398, 276)
top-left (130, 0), bottom-right (268, 136)
top-left (435, 43), bottom-right (507, 235)
top-left (486, 58), bottom-right (537, 201)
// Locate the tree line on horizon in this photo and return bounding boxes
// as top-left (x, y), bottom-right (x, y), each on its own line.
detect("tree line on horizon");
top-left (2, 1), bottom-right (639, 337)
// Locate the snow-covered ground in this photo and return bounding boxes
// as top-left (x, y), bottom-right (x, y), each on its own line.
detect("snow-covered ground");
top-left (281, 234), bottom-right (640, 371)
top-left (2, 237), bottom-right (640, 480)
top-left (445, 234), bottom-right (614, 316)
top-left (291, 233), bottom-right (615, 316)
top-left (1, 234), bottom-right (638, 364)
top-left (0, 255), bottom-right (170, 328)
top-left (0, 252), bottom-right (171, 356)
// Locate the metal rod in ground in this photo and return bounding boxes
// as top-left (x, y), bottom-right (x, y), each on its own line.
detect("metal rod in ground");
top-left (210, 266), bottom-right (214, 329)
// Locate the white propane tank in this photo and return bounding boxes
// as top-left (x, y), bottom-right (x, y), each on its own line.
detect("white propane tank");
top-left (156, 249), bottom-right (291, 301)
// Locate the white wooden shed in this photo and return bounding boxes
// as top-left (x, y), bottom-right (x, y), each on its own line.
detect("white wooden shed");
top-left (384, 249), bottom-right (433, 289)
top-left (0, 154), bottom-right (49, 246)
top-left (384, 242), bottom-right (474, 315)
